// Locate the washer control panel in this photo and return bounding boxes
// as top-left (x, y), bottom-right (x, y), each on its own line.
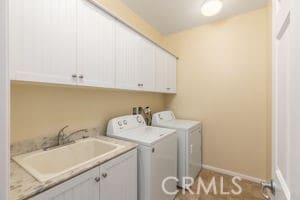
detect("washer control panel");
top-left (107, 114), bottom-right (146, 135)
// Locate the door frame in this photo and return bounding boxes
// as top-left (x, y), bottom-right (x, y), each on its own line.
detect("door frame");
top-left (0, 0), bottom-right (10, 199)
top-left (272, 0), bottom-right (300, 199)
top-left (289, 0), bottom-right (300, 199)
top-left (271, 0), bottom-right (291, 198)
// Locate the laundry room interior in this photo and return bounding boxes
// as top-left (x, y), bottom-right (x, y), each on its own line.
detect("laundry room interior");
top-left (4, 0), bottom-right (295, 199)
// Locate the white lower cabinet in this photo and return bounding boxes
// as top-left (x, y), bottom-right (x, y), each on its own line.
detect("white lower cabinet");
top-left (32, 149), bottom-right (137, 200)
top-left (100, 149), bottom-right (137, 200)
top-left (32, 167), bottom-right (100, 200)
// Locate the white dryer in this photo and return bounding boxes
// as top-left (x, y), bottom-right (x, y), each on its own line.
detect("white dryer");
top-left (107, 114), bottom-right (177, 200)
top-left (152, 111), bottom-right (202, 189)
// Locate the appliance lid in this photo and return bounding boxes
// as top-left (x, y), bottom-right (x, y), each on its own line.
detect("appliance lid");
top-left (157, 119), bottom-right (201, 131)
top-left (110, 126), bottom-right (176, 146)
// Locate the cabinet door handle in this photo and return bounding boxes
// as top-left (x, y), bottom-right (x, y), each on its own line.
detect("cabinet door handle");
top-left (102, 173), bottom-right (108, 178)
top-left (72, 74), bottom-right (77, 78)
top-left (166, 88), bottom-right (171, 90)
top-left (79, 75), bottom-right (84, 79)
top-left (95, 177), bottom-right (100, 182)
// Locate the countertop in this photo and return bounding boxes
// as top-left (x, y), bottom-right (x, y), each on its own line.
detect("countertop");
top-left (10, 136), bottom-right (137, 200)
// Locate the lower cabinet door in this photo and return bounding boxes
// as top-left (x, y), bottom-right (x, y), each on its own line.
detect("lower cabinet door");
top-left (32, 167), bottom-right (100, 200)
top-left (100, 149), bottom-right (137, 200)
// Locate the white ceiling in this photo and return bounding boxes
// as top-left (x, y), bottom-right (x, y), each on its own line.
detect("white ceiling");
top-left (121, 0), bottom-right (269, 35)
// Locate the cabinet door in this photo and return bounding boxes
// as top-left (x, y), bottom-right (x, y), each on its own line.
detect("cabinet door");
top-left (32, 167), bottom-right (100, 200)
top-left (155, 47), bottom-right (167, 92)
top-left (137, 37), bottom-right (155, 91)
top-left (115, 23), bottom-right (139, 90)
top-left (77, 0), bottom-right (115, 88)
top-left (166, 54), bottom-right (177, 93)
top-left (155, 47), bottom-right (177, 93)
top-left (100, 150), bottom-right (137, 200)
top-left (9, 0), bottom-right (77, 85)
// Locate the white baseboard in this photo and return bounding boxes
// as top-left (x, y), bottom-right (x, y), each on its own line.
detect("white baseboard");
top-left (202, 164), bottom-right (265, 183)
top-left (276, 169), bottom-right (291, 200)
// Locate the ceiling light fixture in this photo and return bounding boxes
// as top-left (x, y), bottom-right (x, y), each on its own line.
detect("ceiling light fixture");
top-left (201, 0), bottom-right (223, 17)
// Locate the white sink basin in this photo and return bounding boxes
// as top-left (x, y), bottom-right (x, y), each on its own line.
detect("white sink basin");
top-left (13, 138), bottom-right (124, 182)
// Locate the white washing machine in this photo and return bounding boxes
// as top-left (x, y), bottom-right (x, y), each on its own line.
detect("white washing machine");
top-left (107, 114), bottom-right (177, 200)
top-left (152, 111), bottom-right (202, 189)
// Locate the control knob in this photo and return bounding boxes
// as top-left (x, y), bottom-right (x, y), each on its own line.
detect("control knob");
top-left (117, 121), bottom-right (122, 126)
top-left (136, 116), bottom-right (142, 123)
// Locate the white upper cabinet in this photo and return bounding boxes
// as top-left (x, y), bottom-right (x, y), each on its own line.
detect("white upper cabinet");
top-left (155, 47), bottom-right (167, 92)
top-left (77, 0), bottom-right (115, 88)
top-left (9, 0), bottom-right (176, 93)
top-left (166, 53), bottom-right (177, 93)
top-left (9, 0), bottom-right (78, 85)
top-left (115, 23), bottom-right (156, 92)
top-left (137, 37), bottom-right (155, 91)
top-left (115, 23), bottom-right (139, 90)
top-left (155, 47), bottom-right (177, 93)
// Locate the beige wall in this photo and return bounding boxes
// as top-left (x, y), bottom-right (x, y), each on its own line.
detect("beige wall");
top-left (11, 0), bottom-right (165, 143)
top-left (11, 84), bottom-right (165, 143)
top-left (163, 8), bottom-right (271, 180)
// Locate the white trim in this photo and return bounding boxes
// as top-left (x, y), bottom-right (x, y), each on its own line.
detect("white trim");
top-left (0, 0), bottom-right (10, 198)
top-left (202, 165), bottom-right (265, 183)
top-left (289, 1), bottom-right (300, 200)
top-left (276, 169), bottom-right (291, 200)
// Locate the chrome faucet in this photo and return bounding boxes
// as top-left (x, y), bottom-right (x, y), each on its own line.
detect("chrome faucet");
top-left (58, 125), bottom-right (88, 145)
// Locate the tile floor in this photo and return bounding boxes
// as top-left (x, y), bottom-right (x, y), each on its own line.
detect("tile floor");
top-left (175, 169), bottom-right (262, 200)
